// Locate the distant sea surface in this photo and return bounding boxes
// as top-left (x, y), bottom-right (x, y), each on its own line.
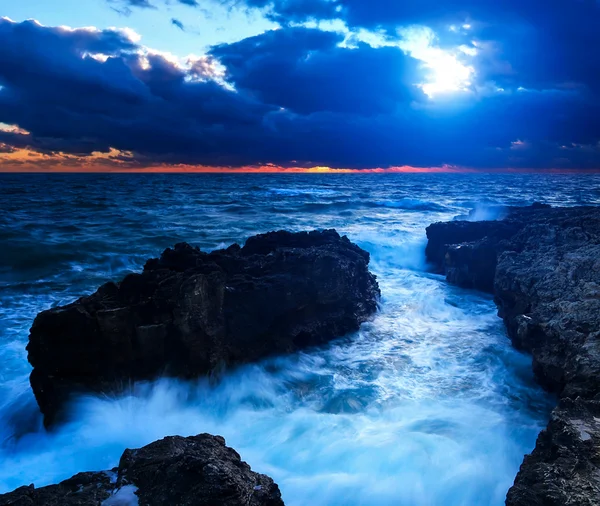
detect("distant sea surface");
top-left (1, 173), bottom-right (599, 505)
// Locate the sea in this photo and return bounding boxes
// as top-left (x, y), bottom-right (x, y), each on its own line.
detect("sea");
top-left (1, 172), bottom-right (599, 505)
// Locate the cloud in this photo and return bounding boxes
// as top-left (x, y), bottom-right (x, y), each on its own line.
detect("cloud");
top-left (171, 18), bottom-right (185, 30)
top-left (107, 0), bottom-right (156, 15)
top-left (105, 0), bottom-right (600, 99)
top-left (1, 17), bottom-right (600, 171)
top-left (108, 0), bottom-right (199, 12)
top-left (241, 0), bottom-right (600, 96)
top-left (125, 0), bottom-right (155, 6)
top-left (0, 18), bottom-right (275, 166)
top-left (0, 142), bottom-right (16, 153)
top-left (110, 0), bottom-right (155, 7)
top-left (210, 27), bottom-right (420, 115)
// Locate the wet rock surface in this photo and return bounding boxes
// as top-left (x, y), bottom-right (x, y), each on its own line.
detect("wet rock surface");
top-left (0, 434), bottom-right (284, 506)
top-left (424, 203), bottom-right (548, 292)
top-left (28, 229), bottom-right (379, 426)
top-left (426, 204), bottom-right (600, 505)
top-left (506, 399), bottom-right (600, 506)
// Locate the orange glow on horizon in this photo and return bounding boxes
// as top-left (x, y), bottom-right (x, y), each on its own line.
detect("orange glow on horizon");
top-left (97, 164), bottom-right (476, 174)
top-left (0, 163), bottom-right (478, 173)
top-left (0, 147), bottom-right (599, 173)
top-left (3, 164), bottom-right (599, 174)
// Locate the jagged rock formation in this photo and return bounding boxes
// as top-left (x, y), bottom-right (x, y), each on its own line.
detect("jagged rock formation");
top-left (426, 204), bottom-right (600, 506)
top-left (506, 399), bottom-right (600, 506)
top-left (0, 434), bottom-right (284, 506)
top-left (28, 229), bottom-right (380, 426)
top-left (425, 203), bottom-right (549, 292)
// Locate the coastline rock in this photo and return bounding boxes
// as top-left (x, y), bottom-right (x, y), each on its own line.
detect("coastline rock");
top-left (426, 205), bottom-right (600, 505)
top-left (424, 203), bottom-right (549, 292)
top-left (28, 229), bottom-right (380, 426)
top-left (0, 433), bottom-right (284, 506)
top-left (506, 399), bottom-right (600, 506)
top-left (493, 207), bottom-right (600, 397)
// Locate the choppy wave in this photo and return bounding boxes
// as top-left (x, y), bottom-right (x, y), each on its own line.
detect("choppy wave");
top-left (371, 199), bottom-right (449, 212)
top-left (269, 199), bottom-right (450, 215)
top-left (1, 172), bottom-right (597, 504)
top-left (0, 273), bottom-right (550, 506)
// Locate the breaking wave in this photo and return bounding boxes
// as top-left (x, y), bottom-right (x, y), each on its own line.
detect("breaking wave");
top-left (1, 172), bottom-right (596, 504)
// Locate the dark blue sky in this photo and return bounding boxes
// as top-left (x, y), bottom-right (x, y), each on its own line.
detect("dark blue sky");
top-left (1, 0), bottom-right (599, 171)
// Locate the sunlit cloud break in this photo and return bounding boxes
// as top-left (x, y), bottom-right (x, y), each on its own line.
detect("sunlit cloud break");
top-left (2, 0), bottom-right (600, 172)
top-left (398, 26), bottom-right (475, 97)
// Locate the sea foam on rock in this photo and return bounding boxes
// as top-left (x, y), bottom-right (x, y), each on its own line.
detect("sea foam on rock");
top-left (27, 229), bottom-right (380, 427)
top-left (0, 434), bottom-right (284, 506)
top-left (426, 204), bottom-right (600, 505)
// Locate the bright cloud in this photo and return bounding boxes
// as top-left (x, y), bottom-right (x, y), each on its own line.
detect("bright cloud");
top-left (398, 26), bottom-right (475, 98)
top-left (0, 123), bottom-right (29, 135)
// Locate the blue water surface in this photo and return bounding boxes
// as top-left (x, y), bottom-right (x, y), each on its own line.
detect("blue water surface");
top-left (2, 173), bottom-right (598, 505)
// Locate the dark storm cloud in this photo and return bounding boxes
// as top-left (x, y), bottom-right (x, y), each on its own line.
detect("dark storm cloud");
top-left (426, 0), bottom-right (600, 97)
top-left (242, 0), bottom-right (600, 95)
top-left (210, 28), bottom-right (420, 115)
top-left (105, 0), bottom-right (600, 98)
top-left (0, 18), bottom-right (276, 164)
top-left (243, 89), bottom-right (600, 169)
top-left (244, 0), bottom-right (598, 35)
top-left (1, 16), bottom-right (600, 170)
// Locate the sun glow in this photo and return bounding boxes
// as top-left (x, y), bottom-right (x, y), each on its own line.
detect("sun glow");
top-left (420, 54), bottom-right (474, 97)
top-left (399, 26), bottom-right (475, 98)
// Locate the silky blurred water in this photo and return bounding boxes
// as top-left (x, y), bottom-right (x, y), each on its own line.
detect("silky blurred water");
top-left (1, 173), bottom-right (598, 505)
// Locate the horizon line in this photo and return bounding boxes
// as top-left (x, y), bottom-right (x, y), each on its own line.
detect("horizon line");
top-left (2, 166), bottom-right (600, 174)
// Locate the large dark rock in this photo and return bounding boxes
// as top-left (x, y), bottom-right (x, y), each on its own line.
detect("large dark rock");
top-left (506, 399), bottom-right (600, 506)
top-left (426, 205), bottom-right (600, 505)
top-left (425, 203), bottom-right (549, 292)
top-left (493, 207), bottom-right (600, 398)
top-left (0, 433), bottom-right (284, 506)
top-left (28, 229), bottom-right (379, 426)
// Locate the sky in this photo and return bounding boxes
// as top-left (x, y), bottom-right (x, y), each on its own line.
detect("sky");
top-left (1, 0), bottom-right (600, 172)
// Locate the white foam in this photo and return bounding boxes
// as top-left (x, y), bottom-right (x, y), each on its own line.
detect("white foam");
top-left (0, 268), bottom-right (551, 505)
top-left (102, 485), bottom-right (139, 506)
top-left (0, 175), bottom-right (563, 506)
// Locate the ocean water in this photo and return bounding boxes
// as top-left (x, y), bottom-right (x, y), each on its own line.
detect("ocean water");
top-left (1, 173), bottom-right (598, 505)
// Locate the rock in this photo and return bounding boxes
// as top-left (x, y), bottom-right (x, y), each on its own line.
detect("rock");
top-left (27, 229), bottom-right (379, 426)
top-left (506, 399), bottom-right (600, 506)
top-left (0, 433), bottom-right (284, 506)
top-left (425, 205), bottom-right (600, 505)
top-left (493, 207), bottom-right (600, 398)
top-left (425, 219), bottom-right (519, 278)
top-left (0, 472), bottom-right (115, 506)
top-left (425, 204), bottom-right (550, 291)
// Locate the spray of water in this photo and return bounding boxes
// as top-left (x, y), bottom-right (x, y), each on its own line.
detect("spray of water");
top-left (0, 253), bottom-right (550, 506)
top-left (0, 173), bottom-right (577, 505)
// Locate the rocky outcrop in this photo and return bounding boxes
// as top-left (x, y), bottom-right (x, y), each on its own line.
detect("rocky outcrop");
top-left (506, 399), bottom-right (600, 506)
top-left (28, 229), bottom-right (380, 426)
top-left (0, 433), bottom-right (284, 506)
top-left (424, 203), bottom-right (548, 292)
top-left (426, 205), bottom-right (600, 505)
top-left (426, 205), bottom-right (600, 397)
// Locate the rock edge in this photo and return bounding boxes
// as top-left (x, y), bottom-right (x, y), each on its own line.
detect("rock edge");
top-left (0, 433), bottom-right (284, 506)
top-left (426, 204), bottom-right (600, 506)
top-left (28, 229), bottom-right (380, 426)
